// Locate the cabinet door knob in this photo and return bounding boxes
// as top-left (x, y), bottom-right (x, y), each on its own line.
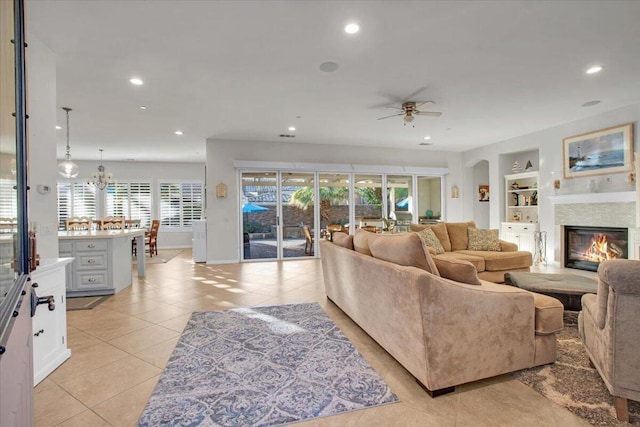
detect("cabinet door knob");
top-left (88, 244), bottom-right (95, 248)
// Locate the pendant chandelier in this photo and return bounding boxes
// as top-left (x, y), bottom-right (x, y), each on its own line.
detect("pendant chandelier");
top-left (57, 107), bottom-right (79, 178)
top-left (87, 148), bottom-right (114, 190)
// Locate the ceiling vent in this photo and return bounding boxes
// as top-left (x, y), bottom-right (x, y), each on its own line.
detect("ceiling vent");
top-left (279, 134), bottom-right (296, 138)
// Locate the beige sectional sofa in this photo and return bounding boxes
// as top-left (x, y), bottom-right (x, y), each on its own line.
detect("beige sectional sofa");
top-left (410, 221), bottom-right (532, 283)
top-left (321, 231), bottom-right (563, 396)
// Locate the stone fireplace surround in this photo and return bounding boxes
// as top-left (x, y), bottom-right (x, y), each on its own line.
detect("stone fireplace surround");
top-left (549, 191), bottom-right (637, 266)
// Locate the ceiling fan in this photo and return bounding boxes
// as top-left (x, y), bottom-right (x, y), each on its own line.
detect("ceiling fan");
top-left (377, 101), bottom-right (442, 125)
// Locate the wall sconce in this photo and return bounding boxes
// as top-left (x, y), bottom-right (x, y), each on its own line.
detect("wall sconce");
top-left (216, 183), bottom-right (227, 198)
top-left (451, 185), bottom-right (459, 199)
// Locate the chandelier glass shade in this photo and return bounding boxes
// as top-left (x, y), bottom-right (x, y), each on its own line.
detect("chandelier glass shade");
top-left (87, 149), bottom-right (113, 190)
top-left (57, 107), bottom-right (79, 178)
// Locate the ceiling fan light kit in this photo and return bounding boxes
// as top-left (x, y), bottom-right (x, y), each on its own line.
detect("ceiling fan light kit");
top-left (377, 100), bottom-right (442, 125)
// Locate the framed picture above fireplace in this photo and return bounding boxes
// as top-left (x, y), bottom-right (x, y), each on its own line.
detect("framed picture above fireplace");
top-left (563, 123), bottom-right (633, 179)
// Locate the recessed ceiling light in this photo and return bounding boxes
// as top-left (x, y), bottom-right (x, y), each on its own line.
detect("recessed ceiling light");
top-left (174, 130), bottom-right (183, 135)
top-left (586, 66), bottom-right (603, 74)
top-left (129, 77), bottom-right (143, 85)
top-left (319, 61), bottom-right (339, 72)
top-left (139, 106), bottom-right (147, 110)
top-left (582, 100), bottom-right (601, 107)
top-left (55, 125), bottom-right (62, 130)
top-left (345, 23), bottom-right (360, 34)
top-left (423, 136), bottom-right (431, 140)
top-left (288, 126), bottom-right (296, 131)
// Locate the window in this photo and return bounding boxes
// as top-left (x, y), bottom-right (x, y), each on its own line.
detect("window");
top-left (105, 182), bottom-right (152, 228)
top-left (57, 182), bottom-right (97, 229)
top-left (159, 181), bottom-right (203, 229)
top-left (0, 178), bottom-right (17, 218)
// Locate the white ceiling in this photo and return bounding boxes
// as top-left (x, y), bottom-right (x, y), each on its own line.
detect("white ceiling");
top-left (27, 0), bottom-right (640, 163)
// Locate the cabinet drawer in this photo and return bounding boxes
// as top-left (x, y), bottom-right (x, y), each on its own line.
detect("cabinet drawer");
top-left (59, 241), bottom-right (73, 253)
top-left (76, 271), bottom-right (109, 290)
top-left (502, 223), bottom-right (536, 234)
top-left (74, 240), bottom-right (108, 252)
top-left (77, 253), bottom-right (107, 269)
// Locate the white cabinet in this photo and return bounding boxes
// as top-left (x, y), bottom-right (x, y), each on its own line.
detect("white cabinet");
top-left (59, 235), bottom-right (133, 297)
top-left (31, 258), bottom-right (73, 385)
top-left (501, 222), bottom-right (539, 254)
top-left (505, 171), bottom-right (539, 224)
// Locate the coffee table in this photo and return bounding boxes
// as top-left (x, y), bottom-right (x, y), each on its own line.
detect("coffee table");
top-left (504, 272), bottom-right (598, 311)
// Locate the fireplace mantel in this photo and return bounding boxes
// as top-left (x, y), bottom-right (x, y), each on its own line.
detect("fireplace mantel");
top-left (548, 191), bottom-right (635, 205)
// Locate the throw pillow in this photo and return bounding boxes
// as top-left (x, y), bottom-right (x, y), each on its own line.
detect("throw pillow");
top-left (415, 228), bottom-right (445, 254)
top-left (432, 257), bottom-right (482, 285)
top-left (467, 227), bottom-right (501, 251)
top-left (332, 232), bottom-right (354, 250)
top-left (353, 229), bottom-right (372, 256)
top-left (368, 232), bottom-right (440, 276)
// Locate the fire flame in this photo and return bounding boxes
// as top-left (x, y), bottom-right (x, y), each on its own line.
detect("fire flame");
top-left (583, 234), bottom-right (622, 262)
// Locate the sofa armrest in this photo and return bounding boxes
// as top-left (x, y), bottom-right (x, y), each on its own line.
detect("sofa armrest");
top-left (599, 259), bottom-right (640, 295)
top-left (499, 240), bottom-right (518, 252)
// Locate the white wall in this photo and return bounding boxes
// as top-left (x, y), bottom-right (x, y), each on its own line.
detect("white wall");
top-left (206, 139), bottom-right (463, 263)
top-left (63, 160), bottom-right (205, 248)
top-left (463, 103), bottom-right (639, 262)
top-left (27, 36), bottom-right (59, 258)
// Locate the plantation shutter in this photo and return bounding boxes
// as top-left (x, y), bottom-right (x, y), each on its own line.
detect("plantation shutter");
top-left (159, 181), bottom-right (203, 228)
top-left (129, 182), bottom-right (152, 228)
top-left (72, 183), bottom-right (97, 218)
top-left (56, 182), bottom-right (71, 230)
top-left (181, 182), bottom-right (203, 226)
top-left (105, 183), bottom-right (128, 219)
top-left (0, 179), bottom-right (18, 218)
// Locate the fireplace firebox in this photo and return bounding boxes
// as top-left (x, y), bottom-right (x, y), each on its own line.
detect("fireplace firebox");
top-left (564, 226), bottom-right (628, 272)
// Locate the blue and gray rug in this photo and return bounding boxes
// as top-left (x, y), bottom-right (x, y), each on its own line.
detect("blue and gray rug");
top-left (138, 303), bottom-right (398, 426)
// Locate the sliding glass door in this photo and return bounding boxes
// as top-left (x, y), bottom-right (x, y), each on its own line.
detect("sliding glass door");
top-left (241, 172), bottom-right (278, 260)
top-left (282, 173), bottom-right (315, 258)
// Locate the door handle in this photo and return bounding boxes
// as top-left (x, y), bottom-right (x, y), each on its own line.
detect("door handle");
top-left (30, 287), bottom-right (55, 317)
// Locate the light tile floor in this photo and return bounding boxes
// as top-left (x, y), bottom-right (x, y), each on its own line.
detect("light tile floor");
top-left (35, 250), bottom-right (592, 426)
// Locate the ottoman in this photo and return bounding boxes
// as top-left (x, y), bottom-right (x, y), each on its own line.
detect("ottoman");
top-left (504, 272), bottom-right (597, 311)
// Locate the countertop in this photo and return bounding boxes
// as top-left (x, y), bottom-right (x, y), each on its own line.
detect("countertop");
top-left (58, 229), bottom-right (145, 239)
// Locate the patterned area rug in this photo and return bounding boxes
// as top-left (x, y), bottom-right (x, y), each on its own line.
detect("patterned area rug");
top-left (138, 303), bottom-right (398, 426)
top-left (513, 312), bottom-right (640, 426)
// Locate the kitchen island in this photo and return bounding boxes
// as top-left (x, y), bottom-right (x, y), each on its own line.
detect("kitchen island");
top-left (58, 229), bottom-right (146, 297)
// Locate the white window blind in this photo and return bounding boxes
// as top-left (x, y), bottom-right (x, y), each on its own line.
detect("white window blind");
top-left (56, 182), bottom-right (97, 230)
top-left (105, 182), bottom-right (152, 228)
top-left (159, 182), bottom-right (203, 228)
top-left (0, 179), bottom-right (18, 218)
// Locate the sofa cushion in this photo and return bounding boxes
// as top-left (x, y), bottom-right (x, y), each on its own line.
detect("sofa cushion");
top-left (368, 232), bottom-right (439, 275)
top-left (433, 257), bottom-right (481, 285)
top-left (458, 250), bottom-right (532, 271)
top-left (353, 229), bottom-right (373, 256)
top-left (332, 232), bottom-right (354, 250)
top-left (415, 228), bottom-right (445, 254)
top-left (467, 227), bottom-right (501, 251)
top-left (446, 221), bottom-right (476, 251)
top-left (433, 251), bottom-right (485, 272)
top-left (530, 292), bottom-right (564, 334)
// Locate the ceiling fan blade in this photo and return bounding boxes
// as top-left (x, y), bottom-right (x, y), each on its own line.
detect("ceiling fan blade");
top-left (414, 101), bottom-right (435, 109)
top-left (415, 111), bottom-right (443, 117)
top-left (401, 87), bottom-right (428, 102)
top-left (377, 113), bottom-right (404, 120)
top-left (385, 105), bottom-right (403, 110)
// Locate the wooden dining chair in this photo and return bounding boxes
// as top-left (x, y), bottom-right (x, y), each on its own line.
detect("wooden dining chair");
top-left (125, 219), bottom-right (141, 229)
top-left (134, 219), bottom-right (160, 257)
top-left (99, 216), bottom-right (125, 230)
top-left (66, 216), bottom-right (93, 231)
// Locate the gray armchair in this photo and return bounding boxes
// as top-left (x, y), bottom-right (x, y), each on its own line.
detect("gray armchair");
top-left (579, 259), bottom-right (640, 422)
